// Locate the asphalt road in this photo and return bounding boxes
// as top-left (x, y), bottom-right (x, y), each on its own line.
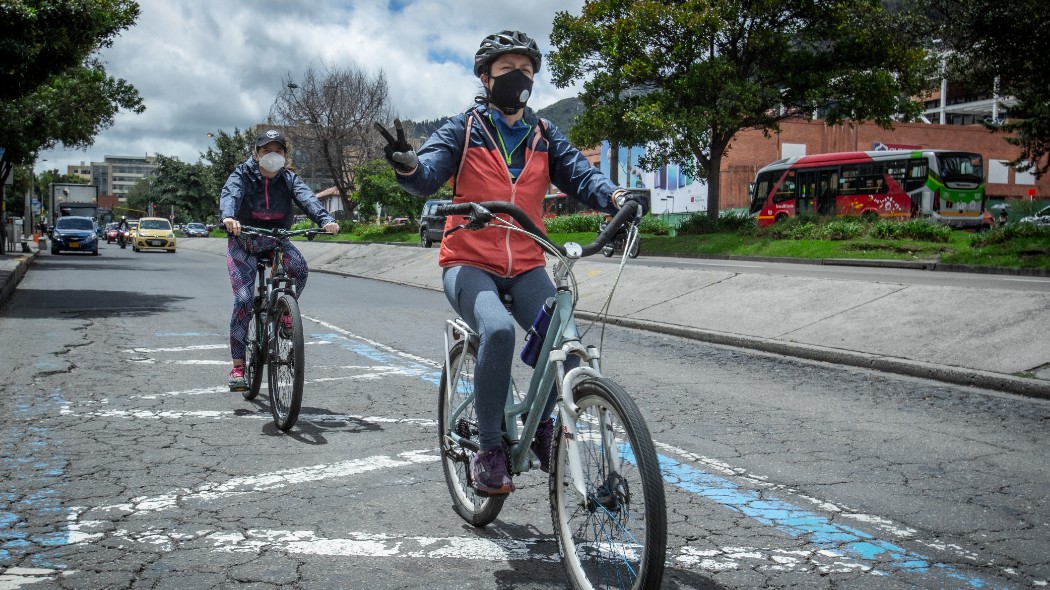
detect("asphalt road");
top-left (1, 243), bottom-right (1047, 589)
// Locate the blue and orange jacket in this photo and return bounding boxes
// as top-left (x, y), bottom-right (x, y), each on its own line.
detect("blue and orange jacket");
top-left (396, 105), bottom-right (620, 277)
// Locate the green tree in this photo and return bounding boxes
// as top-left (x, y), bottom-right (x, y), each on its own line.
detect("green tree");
top-left (353, 159), bottom-right (446, 222)
top-left (0, 0), bottom-right (143, 187)
top-left (200, 127), bottom-right (255, 199)
top-left (147, 155), bottom-right (213, 223)
top-left (549, 0), bottom-right (932, 217)
top-left (926, 0), bottom-right (1050, 176)
top-left (0, 0), bottom-right (139, 101)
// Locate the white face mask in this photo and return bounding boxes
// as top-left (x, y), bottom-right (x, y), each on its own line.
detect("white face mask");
top-left (258, 152), bottom-right (285, 174)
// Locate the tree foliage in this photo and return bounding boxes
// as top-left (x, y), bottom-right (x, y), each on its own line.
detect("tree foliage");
top-left (0, 0), bottom-right (144, 187)
top-left (549, 0), bottom-right (933, 216)
top-left (200, 127), bottom-right (255, 200)
top-left (145, 155), bottom-right (214, 223)
top-left (0, 0), bottom-right (139, 101)
top-left (926, 0), bottom-right (1050, 176)
top-left (353, 158), bottom-right (450, 222)
top-left (273, 61), bottom-right (394, 217)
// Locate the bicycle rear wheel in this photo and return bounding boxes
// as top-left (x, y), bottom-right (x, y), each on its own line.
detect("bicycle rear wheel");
top-left (438, 340), bottom-right (506, 527)
top-left (268, 293), bottom-right (304, 431)
top-left (550, 377), bottom-right (666, 590)
top-left (243, 309), bottom-right (266, 400)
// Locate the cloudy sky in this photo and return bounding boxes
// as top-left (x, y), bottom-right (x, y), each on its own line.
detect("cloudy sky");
top-left (35, 0), bottom-right (587, 174)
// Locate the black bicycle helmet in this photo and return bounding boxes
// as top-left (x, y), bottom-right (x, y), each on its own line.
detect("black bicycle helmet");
top-left (473, 30), bottom-right (542, 77)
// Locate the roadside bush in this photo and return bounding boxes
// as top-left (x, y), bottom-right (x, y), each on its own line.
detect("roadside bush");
top-left (639, 215), bottom-right (670, 236)
top-left (544, 212), bottom-right (603, 233)
top-left (816, 220), bottom-right (865, 240)
top-left (760, 214), bottom-right (818, 239)
top-left (676, 210), bottom-right (756, 236)
top-left (893, 219), bottom-right (953, 243)
top-left (338, 219), bottom-right (356, 234)
top-left (970, 220), bottom-right (1050, 247)
top-left (352, 224), bottom-right (394, 240)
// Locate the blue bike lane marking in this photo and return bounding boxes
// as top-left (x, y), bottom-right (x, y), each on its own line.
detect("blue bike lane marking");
top-left (0, 387), bottom-right (69, 568)
top-left (318, 325), bottom-right (1004, 587)
top-left (655, 451), bottom-right (1001, 588)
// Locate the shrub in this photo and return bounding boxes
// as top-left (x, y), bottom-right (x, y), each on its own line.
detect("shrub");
top-left (352, 224), bottom-right (392, 239)
top-left (817, 220), bottom-right (865, 240)
top-left (639, 215), bottom-right (670, 236)
top-left (970, 220), bottom-right (1050, 247)
top-left (544, 213), bottom-right (603, 233)
top-left (895, 219), bottom-right (953, 243)
top-left (676, 210), bottom-right (755, 236)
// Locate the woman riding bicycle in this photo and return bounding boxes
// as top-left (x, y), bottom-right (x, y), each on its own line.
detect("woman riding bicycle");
top-left (377, 30), bottom-right (647, 495)
top-left (219, 129), bottom-right (339, 391)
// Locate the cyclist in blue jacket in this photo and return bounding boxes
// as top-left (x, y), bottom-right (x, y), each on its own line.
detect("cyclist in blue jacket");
top-left (219, 129), bottom-right (339, 391)
top-left (378, 31), bottom-right (647, 495)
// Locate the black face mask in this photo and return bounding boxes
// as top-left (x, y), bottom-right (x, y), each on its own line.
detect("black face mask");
top-left (488, 69), bottom-right (534, 115)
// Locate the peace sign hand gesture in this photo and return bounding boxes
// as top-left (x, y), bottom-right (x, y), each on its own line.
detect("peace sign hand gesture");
top-left (374, 119), bottom-right (418, 174)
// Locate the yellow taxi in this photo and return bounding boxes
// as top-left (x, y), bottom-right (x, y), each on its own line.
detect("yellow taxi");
top-left (132, 217), bottom-right (177, 253)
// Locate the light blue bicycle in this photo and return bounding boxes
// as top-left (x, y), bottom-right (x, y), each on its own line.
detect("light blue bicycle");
top-left (437, 200), bottom-right (666, 590)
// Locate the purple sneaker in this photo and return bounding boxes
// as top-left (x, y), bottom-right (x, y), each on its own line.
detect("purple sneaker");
top-left (471, 448), bottom-right (513, 495)
top-left (532, 417), bottom-right (556, 473)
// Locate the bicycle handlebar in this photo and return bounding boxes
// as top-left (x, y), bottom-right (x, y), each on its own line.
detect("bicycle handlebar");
top-left (436, 200), bottom-right (641, 258)
top-left (230, 226), bottom-right (321, 239)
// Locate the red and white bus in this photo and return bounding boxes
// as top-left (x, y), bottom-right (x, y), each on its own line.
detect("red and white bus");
top-left (748, 150), bottom-right (987, 229)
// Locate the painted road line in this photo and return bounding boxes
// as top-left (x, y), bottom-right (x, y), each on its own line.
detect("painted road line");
top-left (57, 406), bottom-right (437, 427)
top-left (657, 452), bottom-right (1008, 588)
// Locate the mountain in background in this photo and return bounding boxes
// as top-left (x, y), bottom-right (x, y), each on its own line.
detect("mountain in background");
top-left (404, 96), bottom-right (585, 143)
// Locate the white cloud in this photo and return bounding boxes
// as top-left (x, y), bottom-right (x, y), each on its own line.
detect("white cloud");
top-left (36, 0), bottom-right (585, 174)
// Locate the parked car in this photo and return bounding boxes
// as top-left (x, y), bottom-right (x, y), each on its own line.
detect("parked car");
top-left (50, 216), bottom-right (99, 255)
top-left (132, 217), bottom-right (177, 253)
top-left (183, 222), bottom-right (209, 237)
top-left (1018, 205), bottom-right (1050, 227)
top-left (419, 199), bottom-right (451, 248)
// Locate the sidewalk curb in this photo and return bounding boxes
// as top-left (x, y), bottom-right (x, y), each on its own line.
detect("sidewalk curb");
top-left (577, 312), bottom-right (1050, 401)
top-left (0, 252), bottom-right (35, 308)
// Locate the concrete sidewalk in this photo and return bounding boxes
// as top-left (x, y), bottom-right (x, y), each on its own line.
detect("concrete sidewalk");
top-left (5, 237), bottom-right (1049, 399)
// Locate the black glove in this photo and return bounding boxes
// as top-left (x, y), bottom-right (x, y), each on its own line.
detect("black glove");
top-left (615, 190), bottom-right (649, 217)
top-left (374, 119), bottom-right (418, 173)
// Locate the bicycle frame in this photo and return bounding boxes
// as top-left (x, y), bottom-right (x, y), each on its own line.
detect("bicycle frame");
top-left (442, 247), bottom-right (614, 500)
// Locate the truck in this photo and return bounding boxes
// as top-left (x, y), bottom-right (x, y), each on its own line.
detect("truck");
top-left (49, 183), bottom-right (99, 226)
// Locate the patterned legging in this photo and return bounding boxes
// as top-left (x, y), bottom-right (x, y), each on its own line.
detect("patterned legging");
top-left (227, 234), bottom-right (308, 361)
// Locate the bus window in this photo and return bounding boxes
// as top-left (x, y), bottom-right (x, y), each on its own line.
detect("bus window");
top-left (905, 160), bottom-right (928, 192)
top-left (840, 166), bottom-right (859, 194)
top-left (773, 170), bottom-right (796, 203)
top-left (937, 153), bottom-right (984, 183)
top-left (748, 171), bottom-right (778, 214)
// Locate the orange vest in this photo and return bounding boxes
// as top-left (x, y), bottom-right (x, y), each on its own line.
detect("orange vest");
top-left (438, 114), bottom-right (551, 277)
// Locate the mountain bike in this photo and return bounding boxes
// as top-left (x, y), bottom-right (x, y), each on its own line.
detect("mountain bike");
top-left (236, 226), bottom-right (318, 431)
top-left (437, 200), bottom-right (665, 590)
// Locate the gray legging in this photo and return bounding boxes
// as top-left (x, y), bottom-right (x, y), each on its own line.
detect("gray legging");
top-left (443, 265), bottom-right (572, 450)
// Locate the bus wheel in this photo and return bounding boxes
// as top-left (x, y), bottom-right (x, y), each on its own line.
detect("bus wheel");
top-left (861, 211), bottom-right (878, 223)
top-left (774, 214), bottom-right (789, 224)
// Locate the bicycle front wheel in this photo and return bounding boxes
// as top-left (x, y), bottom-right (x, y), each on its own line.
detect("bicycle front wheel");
top-left (550, 377), bottom-right (666, 590)
top-left (268, 293), bottom-right (304, 431)
top-left (438, 340), bottom-right (506, 527)
top-left (243, 309), bottom-right (266, 400)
